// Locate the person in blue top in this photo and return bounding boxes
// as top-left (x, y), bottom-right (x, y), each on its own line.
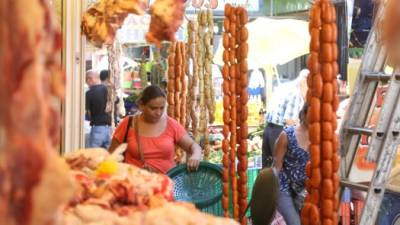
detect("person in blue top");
top-left (273, 104), bottom-right (310, 225)
top-left (262, 69), bottom-right (309, 168)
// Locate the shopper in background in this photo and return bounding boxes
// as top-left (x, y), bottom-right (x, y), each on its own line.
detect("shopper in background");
top-left (273, 104), bottom-right (310, 225)
top-left (86, 70), bottom-right (112, 149)
top-left (108, 85), bottom-right (202, 174)
top-left (261, 69), bottom-right (309, 167)
top-left (100, 69), bottom-right (126, 125)
top-left (100, 69), bottom-right (111, 84)
top-left (99, 70), bottom-right (113, 116)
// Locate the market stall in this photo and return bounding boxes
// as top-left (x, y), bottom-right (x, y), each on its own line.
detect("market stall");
top-left (3, 0), bottom-right (400, 225)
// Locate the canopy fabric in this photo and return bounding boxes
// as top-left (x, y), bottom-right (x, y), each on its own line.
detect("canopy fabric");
top-left (214, 17), bottom-right (310, 69)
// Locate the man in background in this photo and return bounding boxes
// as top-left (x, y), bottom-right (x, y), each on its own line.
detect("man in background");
top-left (99, 69), bottom-right (125, 125)
top-left (100, 70), bottom-right (113, 114)
top-left (86, 70), bottom-right (112, 149)
top-left (262, 69), bottom-right (309, 167)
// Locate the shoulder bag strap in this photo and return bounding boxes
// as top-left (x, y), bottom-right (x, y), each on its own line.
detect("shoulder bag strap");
top-left (134, 115), bottom-right (146, 164)
top-left (124, 116), bottom-right (133, 143)
top-left (122, 116), bottom-right (133, 163)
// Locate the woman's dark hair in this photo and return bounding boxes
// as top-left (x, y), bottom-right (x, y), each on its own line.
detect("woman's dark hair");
top-left (137, 85), bottom-right (166, 105)
top-left (299, 103), bottom-right (309, 124)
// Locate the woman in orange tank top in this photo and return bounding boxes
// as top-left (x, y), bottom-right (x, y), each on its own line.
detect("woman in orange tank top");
top-left (109, 85), bottom-right (202, 174)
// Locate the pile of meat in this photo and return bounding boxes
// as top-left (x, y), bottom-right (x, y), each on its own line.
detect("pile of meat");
top-left (64, 202), bottom-right (238, 225)
top-left (63, 161), bottom-right (173, 223)
top-left (63, 150), bottom-right (239, 225)
top-left (82, 0), bottom-right (185, 48)
top-left (65, 147), bottom-right (123, 171)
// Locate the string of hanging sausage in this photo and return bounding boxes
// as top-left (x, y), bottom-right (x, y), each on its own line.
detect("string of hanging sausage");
top-left (222, 4), bottom-right (249, 225)
top-left (301, 0), bottom-right (341, 224)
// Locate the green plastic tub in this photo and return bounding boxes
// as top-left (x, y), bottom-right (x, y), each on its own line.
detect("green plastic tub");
top-left (168, 164), bottom-right (260, 217)
top-left (167, 162), bottom-right (223, 209)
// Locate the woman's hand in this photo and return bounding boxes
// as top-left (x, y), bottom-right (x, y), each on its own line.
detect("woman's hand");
top-left (178, 134), bottom-right (202, 172)
top-left (186, 146), bottom-right (201, 171)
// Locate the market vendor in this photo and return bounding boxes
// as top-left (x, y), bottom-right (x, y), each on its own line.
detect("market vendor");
top-left (108, 85), bottom-right (202, 173)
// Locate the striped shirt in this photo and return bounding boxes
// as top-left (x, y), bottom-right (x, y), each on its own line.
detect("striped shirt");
top-left (265, 86), bottom-right (304, 126)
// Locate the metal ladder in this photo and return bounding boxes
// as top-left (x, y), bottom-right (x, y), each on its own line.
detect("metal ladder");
top-left (339, 2), bottom-right (400, 225)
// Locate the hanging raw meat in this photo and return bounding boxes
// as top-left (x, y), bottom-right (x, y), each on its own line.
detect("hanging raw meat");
top-left (106, 40), bottom-right (122, 128)
top-left (82, 0), bottom-right (148, 47)
top-left (145, 0), bottom-right (185, 48)
top-left (167, 42), bottom-right (177, 117)
top-left (0, 1), bottom-right (75, 225)
top-left (192, 0), bottom-right (204, 8)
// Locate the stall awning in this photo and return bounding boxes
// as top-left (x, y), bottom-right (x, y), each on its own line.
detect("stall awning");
top-left (214, 17), bottom-right (310, 69)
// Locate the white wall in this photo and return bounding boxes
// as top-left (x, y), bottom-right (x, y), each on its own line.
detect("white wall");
top-left (61, 0), bottom-right (86, 154)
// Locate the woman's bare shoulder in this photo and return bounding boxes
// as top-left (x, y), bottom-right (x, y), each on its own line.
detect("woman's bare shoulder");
top-left (277, 130), bottom-right (288, 144)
